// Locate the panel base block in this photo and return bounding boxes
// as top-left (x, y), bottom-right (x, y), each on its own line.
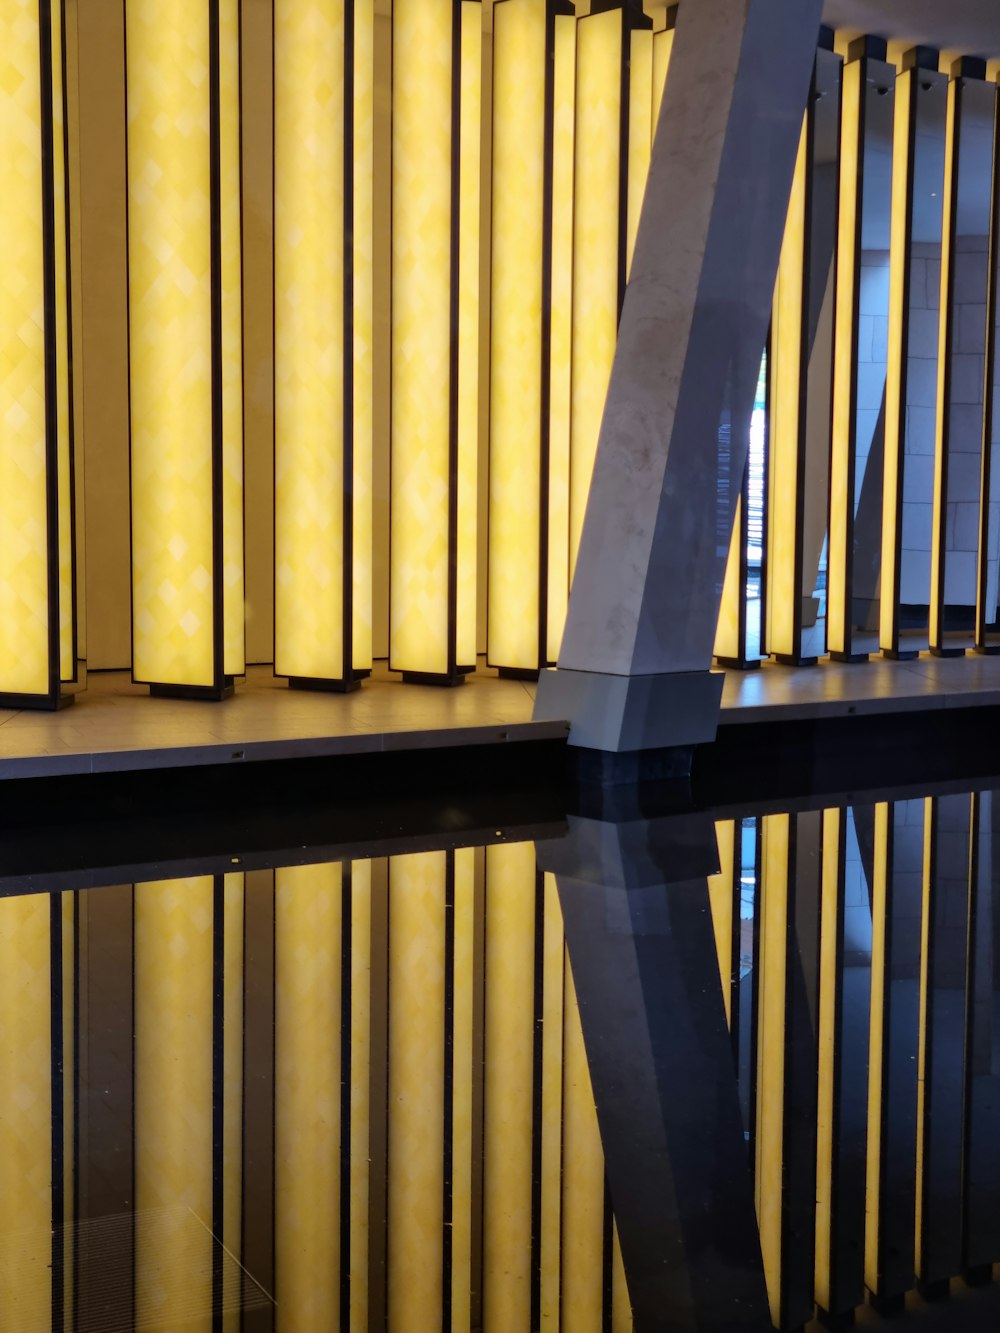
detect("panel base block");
top-left (916, 1278), bottom-right (950, 1302)
top-left (400, 666), bottom-right (475, 688)
top-left (148, 678), bottom-right (235, 702)
top-left (867, 1292), bottom-right (905, 1318)
top-left (828, 650), bottom-right (869, 664)
top-left (964, 1265), bottom-right (993, 1287)
top-left (929, 646), bottom-right (967, 659)
top-left (881, 648), bottom-right (919, 662)
top-left (714, 655), bottom-right (761, 670)
top-left (972, 644), bottom-right (1000, 656)
top-left (816, 1308), bottom-right (855, 1330)
top-left (534, 666), bottom-right (724, 753)
top-left (286, 671), bottom-right (370, 695)
top-left (0, 689), bottom-right (74, 712)
top-left (771, 653), bottom-right (818, 667)
top-left (496, 666), bottom-right (541, 681)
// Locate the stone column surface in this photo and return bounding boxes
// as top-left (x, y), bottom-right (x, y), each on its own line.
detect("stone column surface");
top-left (535, 0), bottom-right (823, 752)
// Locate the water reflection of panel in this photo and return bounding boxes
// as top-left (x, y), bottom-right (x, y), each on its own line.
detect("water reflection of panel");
top-left (976, 91), bottom-right (1000, 651)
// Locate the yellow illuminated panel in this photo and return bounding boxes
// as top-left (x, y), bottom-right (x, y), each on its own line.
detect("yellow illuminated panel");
top-left (815, 808), bottom-right (841, 1313)
top-left (353, 0), bottom-right (375, 670)
top-left (626, 29), bottom-right (652, 276)
top-left (540, 873), bottom-right (565, 1326)
top-left (612, 1221), bottom-right (632, 1329)
top-left (134, 877), bottom-right (214, 1328)
top-left (274, 0), bottom-right (345, 681)
top-left (0, 895), bottom-right (52, 1324)
top-left (767, 120), bottom-right (807, 658)
top-left (276, 864), bottom-right (341, 1324)
top-left (547, 15), bottom-right (575, 662)
top-left (929, 82), bottom-right (957, 648)
top-left (452, 849), bottom-right (475, 1330)
top-left (488, 0), bottom-right (546, 672)
top-left (756, 815), bottom-right (789, 1326)
top-left (350, 862), bottom-right (372, 1332)
top-left (570, 7), bottom-right (622, 573)
top-left (707, 820), bottom-right (735, 1025)
top-left (714, 494), bottom-right (743, 660)
top-left (880, 70), bottom-right (913, 650)
top-left (829, 60), bottom-right (862, 654)
top-left (127, 1), bottom-right (243, 688)
top-left (52, 0), bottom-right (73, 682)
top-left (391, 0), bottom-right (456, 675)
top-left (651, 27), bottom-right (674, 145)
top-left (484, 843), bottom-right (536, 1327)
top-left (0, 3), bottom-right (51, 697)
top-left (456, 4), bottom-right (480, 669)
top-left (561, 959), bottom-right (605, 1328)
top-left (388, 852), bottom-right (446, 1328)
top-left (864, 802), bottom-right (889, 1293)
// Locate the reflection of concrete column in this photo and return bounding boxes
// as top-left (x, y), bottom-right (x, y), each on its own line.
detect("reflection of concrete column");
top-left (540, 812), bottom-right (771, 1331)
top-left (535, 0), bottom-right (821, 759)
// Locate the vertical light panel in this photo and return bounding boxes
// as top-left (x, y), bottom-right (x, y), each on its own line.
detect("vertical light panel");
top-left (390, 0), bottom-right (479, 683)
top-left (625, 24), bottom-right (652, 276)
top-left (126, 0), bottom-right (244, 698)
top-left (451, 848), bottom-right (476, 1331)
top-left (707, 820), bottom-right (737, 1027)
top-left (569, 3), bottom-right (624, 573)
top-left (0, 0), bottom-right (82, 708)
top-left (540, 872), bottom-right (565, 1327)
top-left (650, 15), bottom-right (675, 145)
top-left (814, 807), bottom-right (841, 1319)
top-left (274, 0), bottom-right (374, 691)
top-left (350, 861), bottom-right (373, 1333)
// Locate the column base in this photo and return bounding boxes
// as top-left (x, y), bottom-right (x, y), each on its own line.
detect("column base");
top-left (929, 646), bottom-right (967, 659)
top-left (0, 689), bottom-right (75, 711)
top-left (149, 678), bottom-right (235, 702)
top-left (816, 1308), bottom-right (855, 1329)
top-left (881, 649), bottom-right (919, 662)
top-left (771, 653), bottom-right (818, 667)
top-left (972, 644), bottom-right (1000, 656)
top-left (400, 666), bottom-right (474, 687)
top-left (828, 651), bottom-right (869, 664)
top-left (287, 671), bottom-right (369, 694)
top-left (867, 1291), bottom-right (905, 1318)
top-left (916, 1278), bottom-right (949, 1302)
top-left (534, 667), bottom-right (724, 754)
top-left (497, 666), bottom-right (541, 681)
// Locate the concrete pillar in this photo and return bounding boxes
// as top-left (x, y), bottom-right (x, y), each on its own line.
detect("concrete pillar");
top-left (534, 0), bottom-right (822, 756)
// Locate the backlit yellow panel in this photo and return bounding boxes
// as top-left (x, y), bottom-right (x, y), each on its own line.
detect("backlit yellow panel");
top-left (880, 70), bottom-right (912, 650)
top-left (452, 848), bottom-right (476, 1332)
top-left (457, 4), bottom-right (480, 668)
top-left (626, 29), bottom-right (652, 275)
top-left (547, 14), bottom-right (575, 662)
top-left (127, 1), bottom-right (214, 687)
top-left (135, 877), bottom-right (214, 1329)
top-left (815, 808), bottom-right (841, 1313)
top-left (388, 852), bottom-right (445, 1329)
top-left (713, 493), bottom-right (742, 660)
top-left (540, 873), bottom-right (565, 1327)
top-left (767, 120), bottom-right (807, 658)
top-left (220, 0), bottom-right (244, 676)
top-left (864, 803), bottom-right (889, 1292)
top-left (484, 843), bottom-right (536, 1327)
top-left (390, 0), bottom-right (454, 675)
top-left (929, 82), bottom-right (956, 648)
top-left (0, 3), bottom-right (50, 697)
top-left (0, 895), bottom-right (52, 1327)
top-left (756, 815), bottom-right (789, 1326)
top-left (52, 0), bottom-right (73, 682)
top-left (829, 59), bottom-right (861, 654)
top-left (350, 862), bottom-right (372, 1333)
top-left (708, 820), bottom-right (735, 1026)
top-left (275, 864), bottom-right (341, 1325)
top-left (651, 27), bottom-right (674, 145)
top-left (353, 0), bottom-right (375, 669)
top-left (570, 7), bottom-right (622, 574)
top-left (488, 0), bottom-right (546, 672)
top-left (612, 1221), bottom-right (632, 1330)
top-left (274, 0), bottom-right (346, 681)
top-left (561, 959), bottom-right (605, 1331)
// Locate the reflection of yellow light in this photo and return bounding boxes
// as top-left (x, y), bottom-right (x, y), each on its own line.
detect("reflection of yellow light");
top-left (388, 851), bottom-right (446, 1327)
top-left (865, 802), bottom-right (889, 1294)
top-left (484, 843), bottom-right (536, 1326)
top-left (913, 799), bottom-right (933, 1277)
top-left (487, 0), bottom-right (545, 672)
top-left (929, 81), bottom-right (957, 649)
top-left (350, 861), bottom-right (372, 1332)
top-left (815, 808), bottom-right (841, 1313)
top-left (275, 864), bottom-right (341, 1324)
top-left (707, 820), bottom-right (736, 1025)
top-left (0, 2), bottom-right (76, 702)
top-left (829, 59), bottom-right (862, 656)
top-left (127, 1), bottom-right (243, 690)
top-left (547, 13), bottom-right (575, 662)
top-left (881, 69), bottom-right (913, 651)
top-left (540, 872), bottom-right (565, 1326)
top-left (223, 872), bottom-right (244, 1330)
top-left (767, 119), bottom-right (807, 659)
top-left (626, 28), bottom-right (652, 275)
top-left (569, 6), bottom-right (622, 573)
top-left (714, 494), bottom-right (743, 661)
top-left (757, 815), bottom-right (789, 1326)
top-left (451, 848), bottom-right (475, 1322)
top-left (561, 957), bottom-right (605, 1325)
top-left (651, 27), bottom-right (674, 144)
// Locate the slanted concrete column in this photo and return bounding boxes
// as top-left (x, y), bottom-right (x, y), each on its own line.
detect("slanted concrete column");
top-left (535, 0), bottom-right (822, 755)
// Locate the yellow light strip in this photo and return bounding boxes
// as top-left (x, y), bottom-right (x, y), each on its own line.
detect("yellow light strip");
top-left (275, 865), bottom-right (342, 1324)
top-left (569, 5), bottom-right (623, 574)
top-left (707, 820), bottom-right (736, 1026)
top-left (880, 69), bottom-right (913, 652)
top-left (561, 955), bottom-right (605, 1325)
top-left (451, 848), bottom-right (476, 1332)
top-left (0, 895), bottom-right (53, 1323)
top-left (828, 58), bottom-right (862, 655)
top-left (650, 27), bottom-right (674, 146)
top-left (134, 877), bottom-right (214, 1327)
top-left (350, 862), bottom-right (373, 1332)
top-left (540, 872), bottom-right (565, 1327)
top-left (814, 807), bottom-right (841, 1314)
top-left (388, 851), bottom-right (445, 1327)
top-left (766, 118), bottom-right (808, 660)
top-left (547, 11), bottom-right (576, 662)
top-left (353, 0), bottom-right (375, 671)
top-left (126, 0), bottom-right (243, 691)
top-left (756, 814), bottom-right (789, 1327)
top-left (713, 493), bottom-right (743, 661)
top-left (61, 892), bottom-right (75, 1328)
top-left (222, 872), bottom-right (244, 1333)
top-left (864, 802), bottom-right (889, 1294)
top-left (913, 799), bottom-right (933, 1277)
top-left (487, 0), bottom-right (546, 672)
top-left (52, 0), bottom-right (74, 685)
top-left (483, 842), bottom-right (536, 1326)
top-left (611, 1219), bottom-right (633, 1329)
top-left (626, 28), bottom-right (652, 276)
